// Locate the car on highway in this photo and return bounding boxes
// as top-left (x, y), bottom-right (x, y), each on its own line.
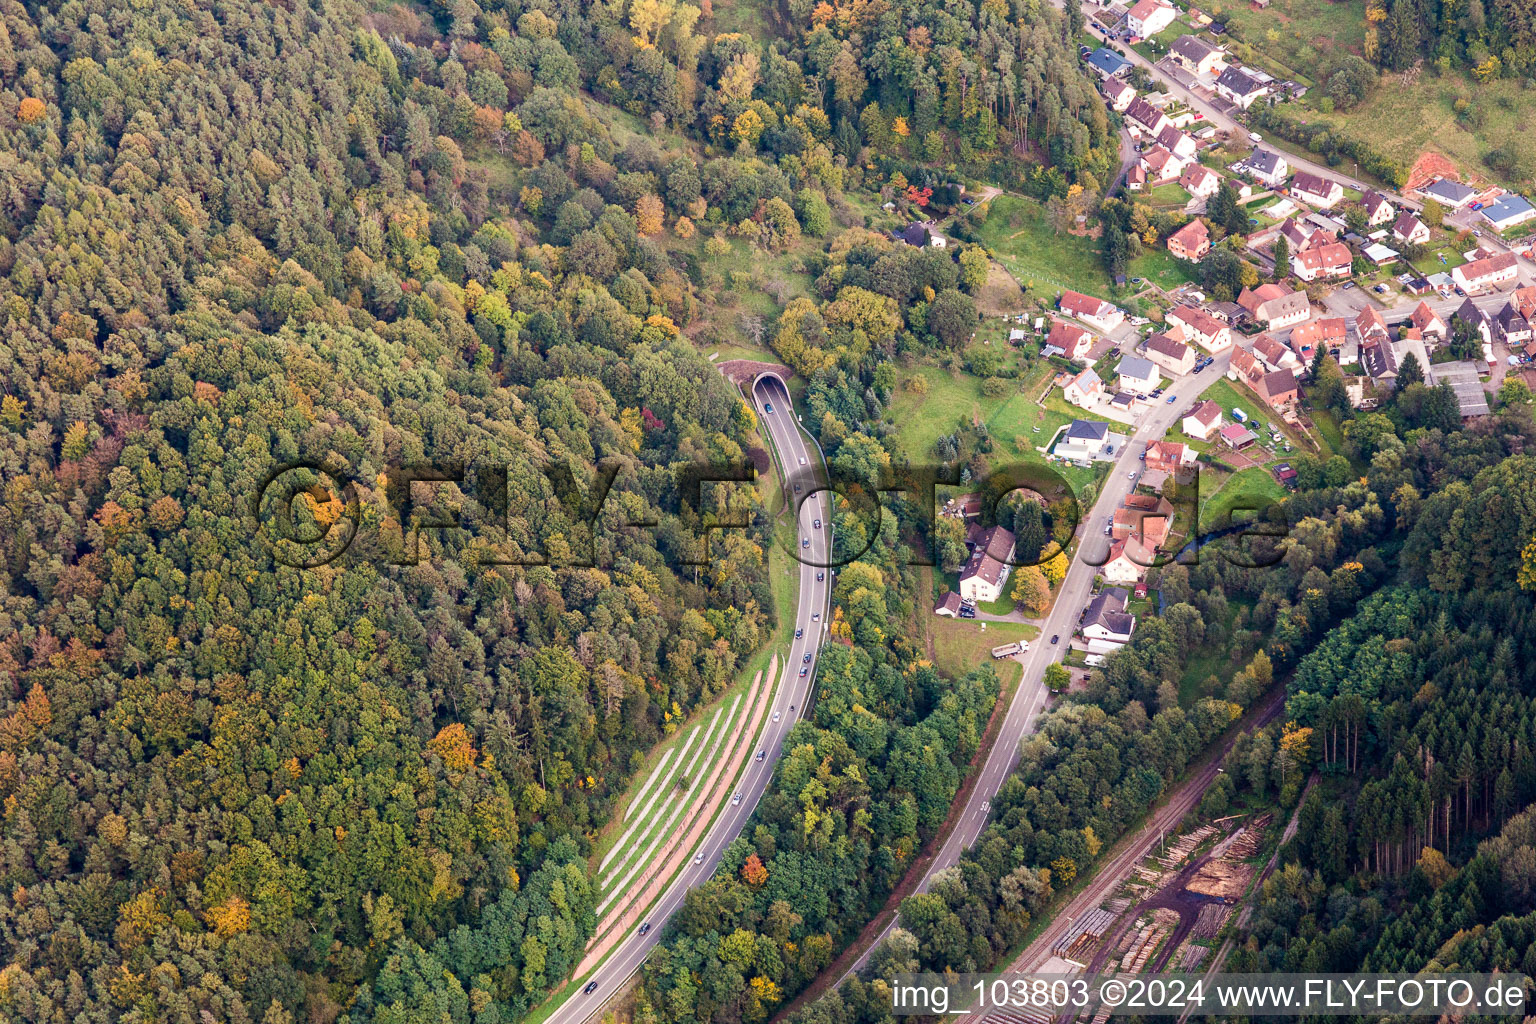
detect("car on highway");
top-left (799, 667), bottom-right (807, 677)
top-left (793, 482), bottom-right (801, 493)
top-left (639, 922), bottom-right (651, 935)
top-left (764, 402), bottom-right (773, 414)
top-left (798, 456), bottom-right (806, 465)
top-left (801, 537), bottom-right (810, 548)
top-left (795, 628), bottom-right (803, 638)
top-left (816, 571), bottom-right (825, 581)
top-left (756, 750), bottom-right (765, 761)
top-left (803, 653), bottom-right (812, 663)
top-left (812, 611), bottom-right (820, 621)
top-left (1051, 634), bottom-right (1060, 644)
top-left (585, 983), bottom-right (600, 995)
top-left (773, 710), bottom-right (780, 722)
top-left (790, 704), bottom-right (796, 712)
top-left (813, 518), bottom-right (821, 529)
top-left (732, 793), bottom-right (742, 806)
top-left (694, 852), bottom-right (704, 865)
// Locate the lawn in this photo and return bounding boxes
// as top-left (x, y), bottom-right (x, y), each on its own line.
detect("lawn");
top-left (930, 617), bottom-right (1041, 681)
top-left (1220, 0), bottom-right (1362, 88)
top-left (1199, 466), bottom-right (1287, 532)
top-left (1128, 246), bottom-right (1200, 293)
top-left (1146, 182), bottom-right (1193, 208)
top-left (1411, 242), bottom-right (1469, 276)
top-left (1197, 377), bottom-right (1267, 432)
top-left (1310, 406), bottom-right (1348, 460)
top-left (974, 195), bottom-right (1119, 301)
top-left (888, 364), bottom-right (1015, 461)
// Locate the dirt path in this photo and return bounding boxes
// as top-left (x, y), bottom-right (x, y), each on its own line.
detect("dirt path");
top-left (577, 656), bottom-right (776, 973)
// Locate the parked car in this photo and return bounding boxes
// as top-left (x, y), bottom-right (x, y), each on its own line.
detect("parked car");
top-left (1167, 395), bottom-right (1177, 403)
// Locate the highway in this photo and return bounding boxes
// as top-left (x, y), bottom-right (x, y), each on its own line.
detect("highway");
top-left (545, 371), bottom-right (832, 1024)
top-left (838, 348), bottom-right (1234, 980)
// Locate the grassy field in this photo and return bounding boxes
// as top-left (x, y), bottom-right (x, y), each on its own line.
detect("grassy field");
top-left (1145, 182), bottom-right (1193, 208)
top-left (1221, 0), bottom-right (1361, 86)
top-left (1199, 465), bottom-right (1287, 531)
top-left (931, 618), bottom-right (1041, 680)
top-left (974, 195), bottom-right (1118, 300)
top-left (888, 364), bottom-right (1015, 461)
top-left (1128, 246), bottom-right (1200, 293)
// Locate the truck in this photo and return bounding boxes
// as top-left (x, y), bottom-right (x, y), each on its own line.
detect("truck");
top-left (1231, 407), bottom-right (1248, 423)
top-left (991, 642), bottom-right (1023, 659)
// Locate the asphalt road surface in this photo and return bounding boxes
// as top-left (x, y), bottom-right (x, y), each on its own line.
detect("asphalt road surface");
top-left (545, 371), bottom-right (831, 1024)
top-left (839, 349), bottom-right (1234, 980)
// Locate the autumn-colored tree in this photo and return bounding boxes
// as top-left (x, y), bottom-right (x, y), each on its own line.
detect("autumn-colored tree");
top-left (636, 194), bottom-right (665, 235)
top-left (17, 97), bottom-right (44, 123)
top-left (429, 723), bottom-right (479, 772)
top-left (742, 853), bottom-right (769, 886)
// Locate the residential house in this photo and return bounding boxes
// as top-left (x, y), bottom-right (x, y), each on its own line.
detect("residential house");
top-left (900, 222), bottom-right (947, 247)
top-left (1291, 317), bottom-right (1347, 359)
top-left (1054, 419), bottom-right (1114, 462)
top-left (958, 525), bottom-right (1016, 603)
top-left (1144, 440), bottom-right (1191, 473)
top-left (1086, 46), bottom-right (1134, 78)
top-left (1181, 399), bottom-right (1224, 439)
top-left (1209, 300), bottom-right (1250, 325)
top-left (1167, 218), bottom-right (1211, 262)
top-left (1291, 241), bottom-right (1353, 282)
top-left (1102, 77), bottom-right (1136, 111)
top-left (1140, 145), bottom-right (1185, 185)
top-left (1126, 164), bottom-right (1147, 191)
top-left (1179, 163), bottom-right (1220, 199)
top-left (1361, 334), bottom-right (1430, 385)
top-left (1278, 217), bottom-right (1326, 252)
top-left (1357, 306), bottom-right (1390, 345)
top-left (1453, 252), bottom-right (1519, 294)
top-left (1144, 331), bottom-right (1196, 375)
top-left (1391, 211), bottom-right (1431, 245)
top-left (1126, 0), bottom-right (1177, 37)
top-left (1255, 368), bottom-right (1300, 412)
top-left (1047, 318), bottom-right (1096, 361)
top-left (1156, 125), bottom-right (1198, 161)
top-left (1235, 148), bottom-right (1288, 187)
top-left (1361, 190), bottom-right (1395, 226)
top-left (1452, 297), bottom-right (1493, 343)
top-left (1064, 367), bottom-right (1105, 407)
top-left (1103, 536), bottom-right (1154, 584)
top-left (1169, 34), bottom-right (1225, 75)
top-left (1494, 302), bottom-right (1533, 347)
top-left (1124, 96), bottom-right (1171, 137)
top-left (1254, 333), bottom-right (1301, 375)
top-left (1290, 170), bottom-right (1344, 209)
top-left (1237, 282), bottom-right (1310, 328)
top-left (1082, 587), bottom-right (1136, 653)
top-left (1117, 355), bottom-right (1160, 393)
top-left (1228, 344), bottom-right (1264, 386)
top-left (1513, 285), bottom-right (1536, 319)
top-left (1420, 177), bottom-right (1479, 210)
top-left (934, 592), bottom-right (963, 618)
top-left (1480, 194), bottom-right (1536, 231)
top-left (1214, 65), bottom-right (1267, 107)
top-left (1166, 305), bottom-right (1232, 351)
top-left (1273, 462), bottom-right (1299, 487)
top-left (1059, 290), bottom-right (1125, 331)
top-left (1408, 300), bottom-right (1447, 341)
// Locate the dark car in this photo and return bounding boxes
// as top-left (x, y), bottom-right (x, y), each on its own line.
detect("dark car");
top-left (813, 518), bottom-right (821, 529)
top-left (799, 667), bottom-right (808, 677)
top-left (639, 922), bottom-right (651, 936)
top-left (959, 606), bottom-right (976, 619)
top-left (756, 750), bottom-right (766, 761)
top-left (795, 628), bottom-right (803, 639)
top-left (1051, 634), bottom-right (1060, 644)
top-left (764, 402), bottom-right (773, 413)
top-left (803, 653), bottom-right (812, 664)
top-left (801, 537), bottom-right (810, 548)
top-left (816, 571), bottom-right (825, 581)
top-left (585, 983), bottom-right (600, 995)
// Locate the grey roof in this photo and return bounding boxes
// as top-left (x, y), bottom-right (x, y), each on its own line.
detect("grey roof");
top-left (1117, 355), bottom-right (1157, 380)
top-left (1423, 178), bottom-right (1478, 205)
top-left (1065, 419), bottom-right (1110, 441)
top-left (1087, 47), bottom-right (1132, 75)
top-left (1215, 65), bottom-right (1264, 96)
top-left (1084, 587), bottom-right (1132, 632)
top-left (1244, 149), bottom-right (1285, 176)
top-left (1169, 35), bottom-right (1219, 63)
top-left (1482, 194), bottom-right (1535, 223)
